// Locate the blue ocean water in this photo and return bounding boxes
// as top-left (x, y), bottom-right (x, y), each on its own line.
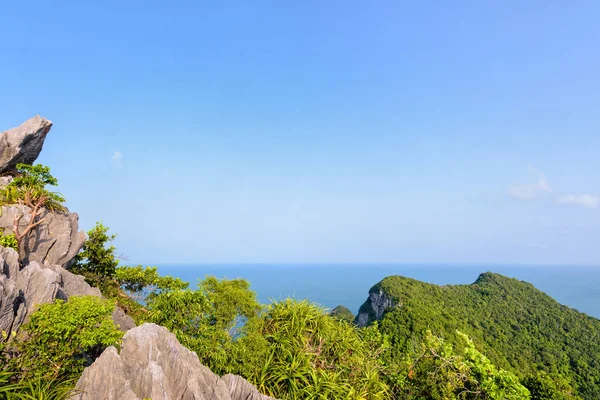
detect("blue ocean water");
top-left (157, 264), bottom-right (600, 320)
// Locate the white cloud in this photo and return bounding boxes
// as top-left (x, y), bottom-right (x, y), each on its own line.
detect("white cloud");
top-left (508, 176), bottom-right (551, 200)
top-left (111, 151), bottom-right (123, 167)
top-left (556, 194), bottom-right (599, 209)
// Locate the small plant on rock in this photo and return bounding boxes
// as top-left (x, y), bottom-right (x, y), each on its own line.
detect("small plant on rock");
top-left (0, 163), bottom-right (66, 254)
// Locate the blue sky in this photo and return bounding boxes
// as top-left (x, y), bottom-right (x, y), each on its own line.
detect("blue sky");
top-left (1, 1), bottom-right (599, 264)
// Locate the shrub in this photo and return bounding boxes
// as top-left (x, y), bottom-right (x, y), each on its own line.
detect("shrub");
top-left (0, 163), bottom-right (65, 211)
top-left (12, 296), bottom-right (123, 382)
top-left (249, 299), bottom-right (390, 399)
top-left (0, 229), bottom-right (18, 251)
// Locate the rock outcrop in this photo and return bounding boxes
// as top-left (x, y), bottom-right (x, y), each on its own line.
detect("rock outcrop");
top-left (0, 115), bottom-right (52, 174)
top-left (0, 205), bottom-right (86, 270)
top-left (0, 247), bottom-right (62, 334)
top-left (0, 116), bottom-right (135, 335)
top-left (355, 286), bottom-right (397, 327)
top-left (73, 323), bottom-right (274, 400)
top-left (0, 176), bottom-right (12, 189)
top-left (0, 246), bottom-right (134, 335)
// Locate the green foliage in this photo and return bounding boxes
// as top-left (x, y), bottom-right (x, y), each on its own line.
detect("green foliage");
top-left (12, 296), bottom-right (122, 382)
top-left (523, 371), bottom-right (582, 400)
top-left (0, 376), bottom-right (77, 400)
top-left (249, 299), bottom-right (390, 399)
top-left (148, 276), bottom-right (261, 371)
top-left (144, 276), bottom-right (391, 399)
top-left (0, 229), bottom-right (18, 251)
top-left (368, 273), bottom-right (598, 398)
top-left (0, 164), bottom-right (65, 210)
top-left (330, 305), bottom-right (355, 322)
top-left (401, 330), bottom-right (529, 399)
top-left (72, 222), bottom-right (119, 278)
top-left (115, 265), bottom-right (189, 302)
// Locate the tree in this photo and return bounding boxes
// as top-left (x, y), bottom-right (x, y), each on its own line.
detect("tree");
top-left (72, 222), bottom-right (119, 278)
top-left (115, 265), bottom-right (189, 303)
top-left (401, 330), bottom-right (530, 400)
top-left (523, 371), bottom-right (582, 400)
top-left (147, 276), bottom-right (262, 372)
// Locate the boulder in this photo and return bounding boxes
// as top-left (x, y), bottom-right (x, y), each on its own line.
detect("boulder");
top-left (111, 306), bottom-right (137, 332)
top-left (0, 205), bottom-right (86, 270)
top-left (0, 116), bottom-right (52, 174)
top-left (73, 323), bottom-right (274, 400)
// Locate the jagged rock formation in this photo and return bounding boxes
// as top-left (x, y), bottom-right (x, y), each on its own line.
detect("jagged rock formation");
top-left (0, 205), bottom-right (86, 270)
top-left (73, 323), bottom-right (274, 400)
top-left (0, 116), bottom-right (134, 334)
top-left (355, 286), bottom-right (397, 327)
top-left (0, 115), bottom-right (52, 174)
top-left (0, 247), bottom-right (61, 334)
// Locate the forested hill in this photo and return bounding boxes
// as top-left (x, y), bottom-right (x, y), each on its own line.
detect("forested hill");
top-left (357, 272), bottom-right (600, 399)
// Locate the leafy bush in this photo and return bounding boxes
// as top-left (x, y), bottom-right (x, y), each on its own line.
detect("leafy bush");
top-left (11, 296), bottom-right (122, 382)
top-left (0, 229), bottom-right (18, 251)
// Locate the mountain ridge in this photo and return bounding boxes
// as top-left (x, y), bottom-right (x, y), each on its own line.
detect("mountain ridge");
top-left (356, 272), bottom-right (600, 398)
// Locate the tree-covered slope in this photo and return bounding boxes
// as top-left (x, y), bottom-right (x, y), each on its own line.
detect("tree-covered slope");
top-left (357, 272), bottom-right (600, 399)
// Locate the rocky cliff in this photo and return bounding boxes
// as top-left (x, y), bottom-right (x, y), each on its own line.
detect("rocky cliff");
top-left (0, 117), bottom-right (99, 335)
top-left (1, 116), bottom-right (274, 400)
top-left (355, 285), bottom-right (397, 327)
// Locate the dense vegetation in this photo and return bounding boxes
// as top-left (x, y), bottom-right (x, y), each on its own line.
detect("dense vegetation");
top-left (365, 273), bottom-right (597, 399)
top-left (0, 296), bottom-right (121, 399)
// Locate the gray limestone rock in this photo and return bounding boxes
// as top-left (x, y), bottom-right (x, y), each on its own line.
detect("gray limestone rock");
top-left (0, 205), bottom-right (86, 270)
top-left (222, 375), bottom-right (276, 400)
top-left (73, 323), bottom-right (273, 400)
top-left (355, 287), bottom-right (397, 327)
top-left (0, 176), bottom-right (13, 189)
top-left (0, 247), bottom-right (62, 335)
top-left (0, 116), bottom-right (52, 174)
top-left (49, 265), bottom-right (102, 300)
top-left (111, 306), bottom-right (137, 332)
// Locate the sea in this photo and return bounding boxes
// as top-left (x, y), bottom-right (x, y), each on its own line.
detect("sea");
top-left (157, 264), bottom-right (600, 320)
